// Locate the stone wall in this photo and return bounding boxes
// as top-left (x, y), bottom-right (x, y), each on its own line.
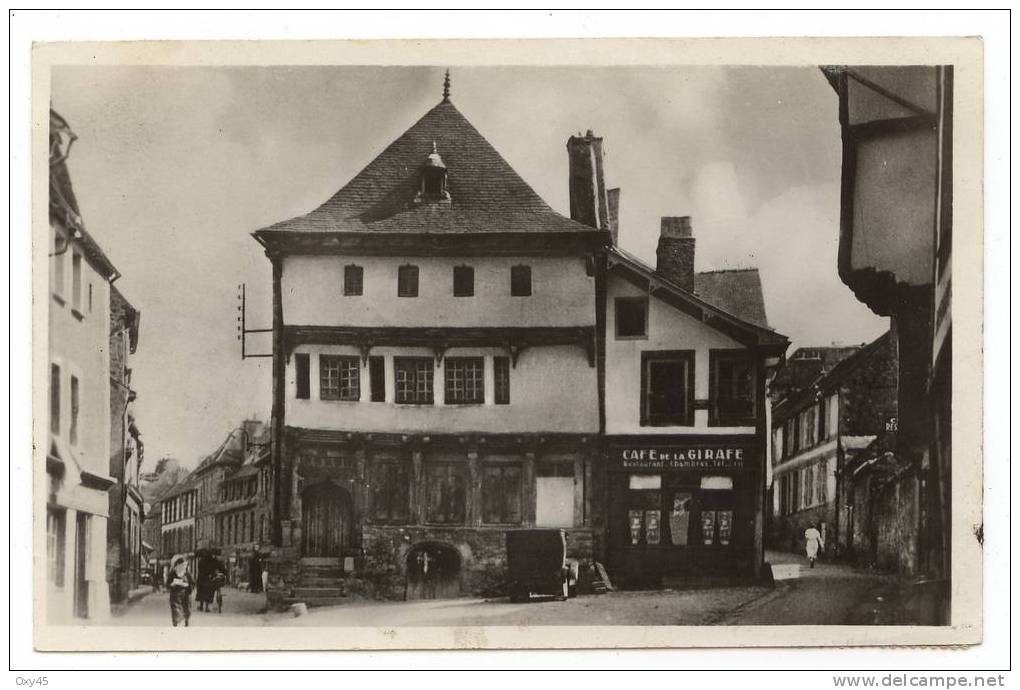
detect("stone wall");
top-left (767, 501), bottom-right (837, 557)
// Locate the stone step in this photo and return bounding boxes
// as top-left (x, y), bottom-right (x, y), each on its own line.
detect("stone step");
top-left (293, 586), bottom-right (345, 599)
top-left (300, 557), bottom-right (341, 567)
top-left (297, 575), bottom-right (344, 583)
top-left (284, 595), bottom-right (348, 608)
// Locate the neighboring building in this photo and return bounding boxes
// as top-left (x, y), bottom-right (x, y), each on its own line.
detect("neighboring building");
top-left (598, 214), bottom-right (789, 584)
top-left (214, 422), bottom-right (272, 585)
top-left (159, 473), bottom-right (199, 573)
top-left (107, 285), bottom-right (144, 603)
top-left (253, 78), bottom-right (607, 603)
top-left (189, 424), bottom-right (246, 555)
top-left (45, 110), bottom-right (119, 622)
top-left (769, 331), bottom-right (899, 565)
top-left (823, 65), bottom-right (953, 623)
top-left (140, 456), bottom-right (188, 583)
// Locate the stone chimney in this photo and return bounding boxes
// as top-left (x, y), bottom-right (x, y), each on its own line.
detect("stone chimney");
top-left (656, 216), bottom-right (695, 292)
top-left (566, 130), bottom-right (610, 230)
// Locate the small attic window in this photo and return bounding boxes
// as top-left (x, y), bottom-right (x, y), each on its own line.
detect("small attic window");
top-left (415, 142), bottom-right (450, 204)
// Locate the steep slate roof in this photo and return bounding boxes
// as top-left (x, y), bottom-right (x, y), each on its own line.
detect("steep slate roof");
top-left (256, 99), bottom-right (596, 236)
top-left (772, 344), bottom-right (863, 400)
top-left (693, 269), bottom-right (770, 330)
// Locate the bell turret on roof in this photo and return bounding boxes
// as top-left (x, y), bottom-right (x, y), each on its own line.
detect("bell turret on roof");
top-left (254, 96), bottom-right (601, 239)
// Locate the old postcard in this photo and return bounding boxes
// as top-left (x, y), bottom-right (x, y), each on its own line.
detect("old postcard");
top-left (30, 36), bottom-right (983, 651)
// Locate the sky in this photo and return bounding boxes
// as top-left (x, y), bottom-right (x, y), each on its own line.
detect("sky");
top-left (50, 65), bottom-right (886, 470)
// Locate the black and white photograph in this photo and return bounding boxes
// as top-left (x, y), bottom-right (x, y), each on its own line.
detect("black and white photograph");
top-left (20, 24), bottom-right (993, 662)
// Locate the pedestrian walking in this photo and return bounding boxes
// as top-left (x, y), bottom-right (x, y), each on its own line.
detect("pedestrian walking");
top-left (804, 523), bottom-right (825, 568)
top-left (167, 556), bottom-right (194, 626)
top-left (196, 549), bottom-right (227, 612)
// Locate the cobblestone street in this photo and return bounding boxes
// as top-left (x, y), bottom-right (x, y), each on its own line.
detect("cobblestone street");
top-left (110, 552), bottom-right (898, 628)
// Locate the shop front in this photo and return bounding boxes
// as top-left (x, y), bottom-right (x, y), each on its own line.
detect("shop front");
top-left (605, 436), bottom-right (762, 586)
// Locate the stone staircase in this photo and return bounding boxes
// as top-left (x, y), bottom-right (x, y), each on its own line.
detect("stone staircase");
top-left (284, 557), bottom-right (349, 608)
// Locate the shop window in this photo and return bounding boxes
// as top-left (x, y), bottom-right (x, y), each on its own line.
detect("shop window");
top-left (640, 351), bottom-right (694, 426)
top-left (343, 264), bottom-right (363, 296)
top-left (397, 265), bottom-right (419, 297)
top-left (453, 265), bottom-right (474, 297)
top-left (425, 462), bottom-right (465, 524)
top-left (69, 375), bottom-right (79, 445)
top-left (320, 355), bottom-right (360, 401)
top-left (394, 357), bottom-right (434, 404)
top-left (627, 474), bottom-right (661, 545)
top-left (369, 356), bottom-right (385, 402)
top-left (535, 462), bottom-right (574, 527)
top-left (47, 507), bottom-right (66, 587)
top-left (494, 356), bottom-right (510, 405)
top-left (710, 351), bottom-right (756, 426)
top-left (615, 297), bottom-right (648, 339)
top-left (669, 492), bottom-right (692, 546)
top-left (50, 363), bottom-right (60, 434)
top-left (444, 357), bottom-right (484, 404)
top-left (371, 458), bottom-right (410, 523)
top-left (482, 464), bottom-right (523, 524)
top-left (293, 351), bottom-right (308, 398)
top-left (510, 265), bottom-right (532, 296)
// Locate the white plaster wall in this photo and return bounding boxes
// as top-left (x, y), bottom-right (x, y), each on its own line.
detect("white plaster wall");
top-left (48, 223), bottom-right (113, 496)
top-left (287, 344), bottom-right (598, 434)
top-left (604, 274), bottom-right (757, 435)
top-left (282, 254), bottom-right (595, 327)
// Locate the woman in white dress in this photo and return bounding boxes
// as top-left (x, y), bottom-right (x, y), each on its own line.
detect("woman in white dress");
top-left (804, 524), bottom-right (824, 568)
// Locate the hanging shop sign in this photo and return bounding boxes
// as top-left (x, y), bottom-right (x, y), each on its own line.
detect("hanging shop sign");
top-left (611, 441), bottom-right (757, 472)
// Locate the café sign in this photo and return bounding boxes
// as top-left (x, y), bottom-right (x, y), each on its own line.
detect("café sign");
top-left (613, 443), bottom-right (755, 471)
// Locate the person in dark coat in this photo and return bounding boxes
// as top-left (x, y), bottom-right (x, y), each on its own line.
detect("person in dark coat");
top-left (248, 550), bottom-right (264, 594)
top-left (167, 557), bottom-right (194, 627)
top-left (195, 550), bottom-right (223, 611)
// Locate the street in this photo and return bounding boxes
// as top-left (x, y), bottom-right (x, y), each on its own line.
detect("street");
top-left (112, 552), bottom-right (899, 627)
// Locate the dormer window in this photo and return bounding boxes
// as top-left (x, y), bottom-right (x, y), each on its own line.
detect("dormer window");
top-left (415, 142), bottom-right (450, 204)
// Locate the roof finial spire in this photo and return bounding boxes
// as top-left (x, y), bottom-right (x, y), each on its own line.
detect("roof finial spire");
top-left (442, 69), bottom-right (451, 102)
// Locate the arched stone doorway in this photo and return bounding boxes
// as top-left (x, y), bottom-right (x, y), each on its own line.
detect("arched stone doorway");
top-left (301, 482), bottom-right (353, 558)
top-left (405, 542), bottom-right (461, 600)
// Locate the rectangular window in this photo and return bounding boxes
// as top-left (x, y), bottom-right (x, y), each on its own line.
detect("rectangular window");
top-left (320, 355), bottom-right (360, 401)
top-left (50, 363), bottom-right (61, 435)
top-left (817, 460), bottom-right (829, 504)
top-left (641, 351), bottom-right (694, 426)
top-left (818, 397), bottom-right (828, 440)
top-left (72, 251), bottom-right (82, 311)
top-left (397, 265), bottom-right (419, 297)
top-left (615, 297), bottom-right (648, 338)
top-left (47, 508), bottom-right (66, 587)
top-left (69, 375), bottom-right (79, 445)
top-left (453, 265), bottom-right (474, 297)
top-left (88, 283), bottom-right (93, 312)
top-left (369, 356), bottom-right (385, 402)
top-left (425, 461), bottom-right (466, 524)
top-left (535, 462), bottom-right (574, 527)
top-left (444, 357), bottom-right (484, 404)
top-left (294, 353), bottom-right (310, 399)
top-left (494, 356), bottom-right (510, 405)
top-left (394, 357), bottom-right (434, 404)
top-left (510, 265), bottom-right (532, 296)
top-left (371, 458), bottom-right (410, 523)
top-left (482, 464), bottom-right (523, 524)
top-left (343, 264), bottom-right (363, 296)
top-left (53, 234), bottom-right (65, 296)
top-left (711, 351), bottom-right (756, 426)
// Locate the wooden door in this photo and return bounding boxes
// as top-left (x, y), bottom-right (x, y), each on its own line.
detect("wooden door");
top-left (301, 483), bottom-right (351, 557)
top-left (405, 543), bottom-right (461, 600)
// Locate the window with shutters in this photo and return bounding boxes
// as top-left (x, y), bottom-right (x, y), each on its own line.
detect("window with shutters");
top-left (369, 356), bottom-right (385, 402)
top-left (444, 357), bottom-right (484, 404)
top-left (394, 357), bottom-right (434, 404)
top-left (482, 464), bottom-right (522, 524)
top-left (494, 356), bottom-right (510, 405)
top-left (640, 350), bottom-right (694, 426)
top-left (710, 351), bottom-right (756, 426)
top-left (343, 264), bottom-right (363, 296)
top-left (320, 355), bottom-right (360, 401)
top-left (371, 457), bottom-right (410, 523)
top-left (397, 265), bottom-right (419, 297)
top-left (425, 461), bottom-right (466, 524)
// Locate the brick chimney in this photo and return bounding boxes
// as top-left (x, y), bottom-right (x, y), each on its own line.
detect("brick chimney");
top-left (656, 216), bottom-right (695, 292)
top-left (566, 130), bottom-right (610, 231)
